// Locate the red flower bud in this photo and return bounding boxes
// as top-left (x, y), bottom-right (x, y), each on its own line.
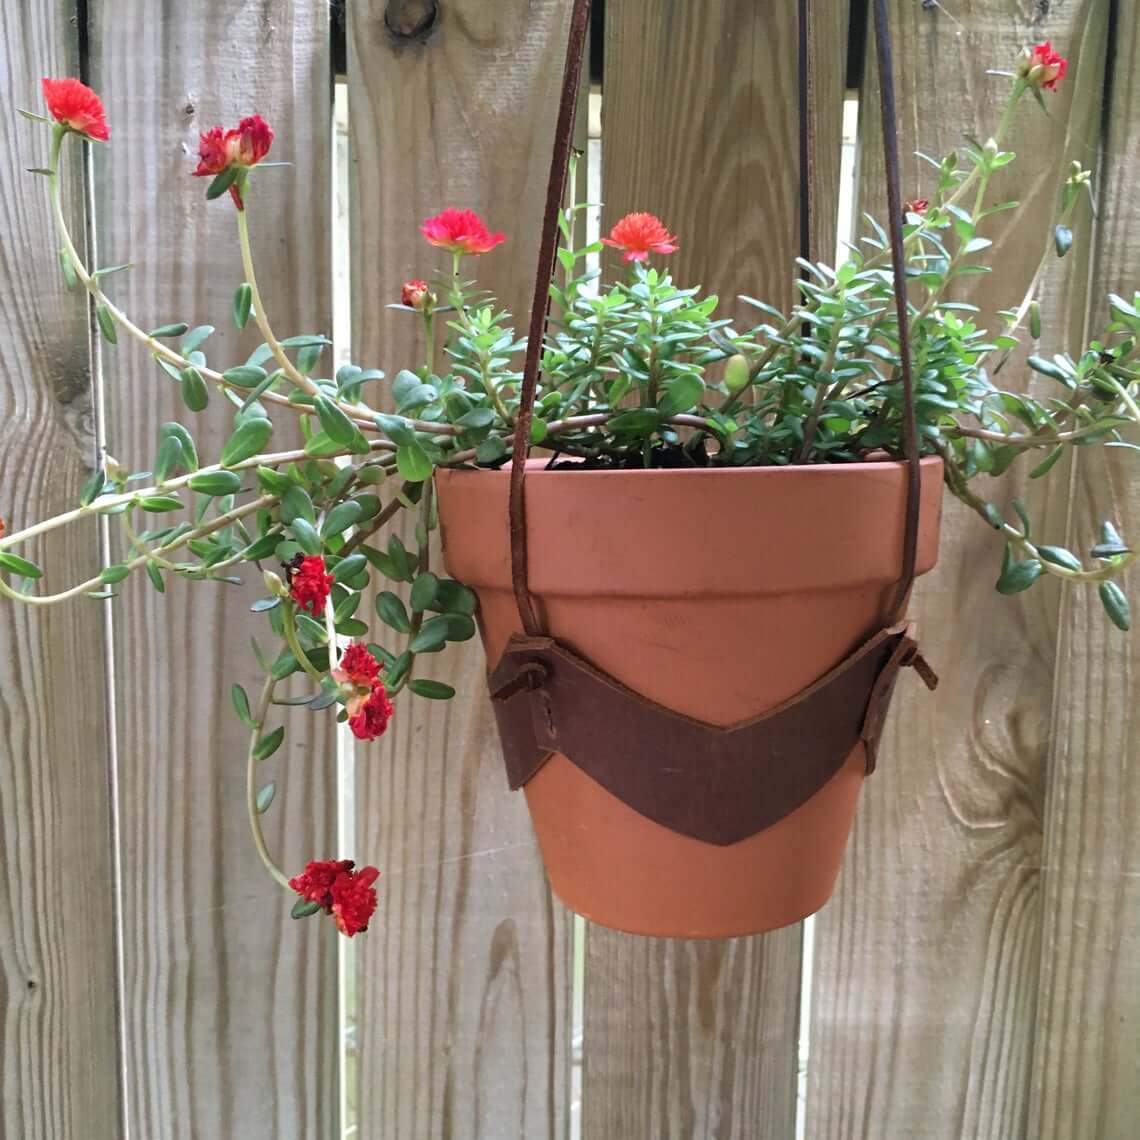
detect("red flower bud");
top-left (904, 198), bottom-right (929, 217)
top-left (41, 78), bottom-right (109, 142)
top-left (288, 555), bottom-right (333, 616)
top-left (1018, 42), bottom-right (1068, 91)
top-left (419, 208), bottom-right (505, 256)
top-left (401, 279), bottom-right (432, 310)
top-left (601, 212), bottom-right (679, 263)
top-left (192, 115), bottom-right (274, 208)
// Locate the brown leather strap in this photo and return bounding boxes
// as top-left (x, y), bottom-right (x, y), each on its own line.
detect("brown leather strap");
top-left (509, 0), bottom-right (921, 633)
top-left (488, 621), bottom-right (937, 845)
top-left (872, 0), bottom-right (922, 622)
top-left (509, 0), bottom-right (593, 636)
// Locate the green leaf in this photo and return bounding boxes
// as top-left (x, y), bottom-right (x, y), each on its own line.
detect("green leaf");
top-left (996, 552), bottom-right (1042, 595)
top-left (432, 579), bottom-right (477, 616)
top-left (149, 322), bottom-right (189, 339)
top-left (297, 343), bottom-right (324, 375)
top-left (320, 500), bottom-right (364, 540)
top-left (1099, 581), bottom-right (1131, 631)
top-left (80, 469), bottom-right (106, 506)
top-left (232, 683), bottom-right (254, 727)
top-left (153, 435), bottom-right (184, 482)
top-left (138, 495), bottom-right (184, 513)
top-left (100, 564), bottom-right (131, 584)
top-left (0, 551), bottom-right (43, 579)
top-left (160, 422), bottom-right (199, 471)
top-left (59, 249), bottom-right (79, 290)
top-left (220, 417), bottom-right (273, 466)
top-left (1028, 301), bottom-right (1041, 339)
top-left (95, 302), bottom-right (117, 345)
top-left (188, 470), bottom-right (242, 496)
top-left (181, 325), bottom-right (215, 354)
top-left (455, 407), bottom-right (495, 431)
top-left (233, 282), bottom-right (253, 329)
top-left (281, 485), bottom-right (315, 524)
top-left (409, 621), bottom-right (449, 653)
top-left (1054, 224), bottom-right (1073, 258)
top-left (608, 408), bottom-right (662, 434)
top-left (206, 164), bottom-right (240, 201)
top-left (315, 395), bottom-right (358, 446)
top-left (1011, 499), bottom-right (1032, 537)
top-left (1029, 446), bottom-right (1064, 479)
top-left (289, 516), bottom-right (322, 555)
top-left (396, 443), bottom-right (434, 483)
top-left (657, 373), bottom-right (705, 417)
top-left (410, 572), bottom-right (439, 613)
top-left (144, 561), bottom-right (165, 593)
top-left (475, 437), bottom-right (507, 464)
top-left (255, 729), bottom-right (285, 763)
top-left (376, 590), bottom-right (411, 633)
top-left (255, 781), bottom-right (277, 812)
top-left (1027, 356), bottom-right (1073, 386)
top-left (291, 899), bottom-right (322, 919)
top-left (375, 413), bottom-right (416, 446)
top-left (222, 365), bottom-right (269, 390)
top-left (181, 366), bottom-right (210, 412)
top-left (1037, 544), bottom-right (1083, 572)
top-left (331, 553), bottom-right (368, 582)
top-left (386, 535), bottom-right (414, 581)
top-left (408, 679), bottom-right (457, 700)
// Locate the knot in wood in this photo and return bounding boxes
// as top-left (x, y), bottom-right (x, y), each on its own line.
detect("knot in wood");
top-left (385, 0), bottom-right (439, 41)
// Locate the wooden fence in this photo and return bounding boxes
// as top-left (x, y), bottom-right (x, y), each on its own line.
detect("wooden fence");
top-left (0, 0), bottom-right (1136, 1137)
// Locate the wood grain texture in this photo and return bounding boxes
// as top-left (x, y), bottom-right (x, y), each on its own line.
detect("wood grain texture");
top-left (807, 3), bottom-right (1110, 1137)
top-left (348, 2), bottom-right (574, 1137)
top-left (1029, 2), bottom-right (1140, 1135)
top-left (87, 3), bottom-right (337, 1137)
top-left (583, 3), bottom-right (846, 1137)
top-left (0, 4), bottom-right (121, 1137)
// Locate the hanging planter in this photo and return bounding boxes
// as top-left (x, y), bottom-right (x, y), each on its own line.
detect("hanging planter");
top-left (436, 457), bottom-right (943, 936)
top-left (0, 5), bottom-right (1133, 949)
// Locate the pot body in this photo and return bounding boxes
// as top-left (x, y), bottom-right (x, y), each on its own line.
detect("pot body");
top-left (435, 458), bottom-right (943, 938)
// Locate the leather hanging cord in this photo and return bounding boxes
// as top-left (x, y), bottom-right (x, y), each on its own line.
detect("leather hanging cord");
top-left (871, 0), bottom-right (922, 623)
top-left (508, 0), bottom-right (593, 636)
top-left (508, 0), bottom-right (920, 633)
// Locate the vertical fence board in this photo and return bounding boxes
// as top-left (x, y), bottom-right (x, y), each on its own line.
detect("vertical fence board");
top-left (348, 2), bottom-right (573, 1136)
top-left (0, 4), bottom-right (121, 1137)
top-left (807, 2), bottom-right (1109, 1137)
top-left (583, 3), bottom-right (846, 1137)
top-left (1030, 2), bottom-right (1140, 1135)
top-left (88, 3), bottom-right (336, 1136)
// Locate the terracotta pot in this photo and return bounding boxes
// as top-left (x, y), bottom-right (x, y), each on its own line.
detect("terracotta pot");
top-left (435, 458), bottom-right (943, 938)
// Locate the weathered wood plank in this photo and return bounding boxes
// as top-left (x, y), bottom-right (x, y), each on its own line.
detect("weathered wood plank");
top-left (807, 3), bottom-right (1109, 1137)
top-left (348, 2), bottom-right (574, 1136)
top-left (0, 4), bottom-right (121, 1137)
top-left (1029, 1), bottom-right (1140, 1134)
top-left (583, 3), bottom-right (846, 1137)
top-left (87, 4), bottom-right (337, 1136)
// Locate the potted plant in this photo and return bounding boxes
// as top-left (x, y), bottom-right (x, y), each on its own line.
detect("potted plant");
top-left (1, 38), bottom-right (1135, 939)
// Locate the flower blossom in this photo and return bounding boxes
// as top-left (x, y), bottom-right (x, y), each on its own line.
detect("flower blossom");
top-left (904, 198), bottom-right (929, 217)
top-left (330, 865), bottom-right (380, 936)
top-left (288, 555), bottom-right (333, 615)
top-left (419, 208), bottom-right (505, 256)
top-left (348, 681), bottom-right (394, 742)
top-left (1019, 42), bottom-right (1068, 91)
top-left (289, 859), bottom-right (354, 910)
top-left (192, 115), bottom-right (274, 207)
top-left (602, 212), bottom-right (679, 263)
top-left (42, 78), bottom-right (109, 141)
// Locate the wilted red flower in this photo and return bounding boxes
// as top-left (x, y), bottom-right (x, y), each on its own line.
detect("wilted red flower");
top-left (192, 116), bottom-right (274, 207)
top-left (330, 865), bottom-right (380, 936)
top-left (401, 279), bottom-right (432, 309)
top-left (289, 858), bottom-right (355, 910)
top-left (0, 518), bottom-right (6, 540)
top-left (289, 555), bottom-right (333, 615)
top-left (602, 212), bottom-right (679, 263)
top-left (41, 78), bottom-right (109, 142)
top-left (419, 208), bottom-right (505, 256)
top-left (1019, 42), bottom-right (1068, 91)
top-left (904, 198), bottom-right (929, 217)
top-left (334, 642), bottom-right (380, 688)
top-left (348, 680), bottom-right (394, 741)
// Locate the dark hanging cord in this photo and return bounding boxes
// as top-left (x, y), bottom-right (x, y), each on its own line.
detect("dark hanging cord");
top-left (871, 0), bottom-right (922, 622)
top-left (508, 0), bottom-right (593, 636)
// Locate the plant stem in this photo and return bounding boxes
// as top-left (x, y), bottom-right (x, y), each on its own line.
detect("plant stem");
top-left (282, 601), bottom-right (327, 684)
top-left (247, 672), bottom-right (290, 890)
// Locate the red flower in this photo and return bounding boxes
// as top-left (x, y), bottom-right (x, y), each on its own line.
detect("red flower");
top-left (602, 212), bottom-right (679, 263)
top-left (1020, 42), bottom-right (1068, 91)
top-left (904, 198), bottom-right (929, 217)
top-left (401, 279), bottom-right (433, 310)
top-left (192, 115), bottom-right (274, 207)
top-left (348, 681), bottom-right (394, 742)
top-left (419, 208), bottom-right (505, 256)
top-left (334, 642), bottom-right (380, 688)
top-left (289, 858), bottom-right (355, 910)
top-left (330, 865), bottom-right (380, 936)
top-left (289, 555), bottom-right (333, 615)
top-left (0, 518), bottom-right (6, 540)
top-left (41, 78), bottom-right (109, 142)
